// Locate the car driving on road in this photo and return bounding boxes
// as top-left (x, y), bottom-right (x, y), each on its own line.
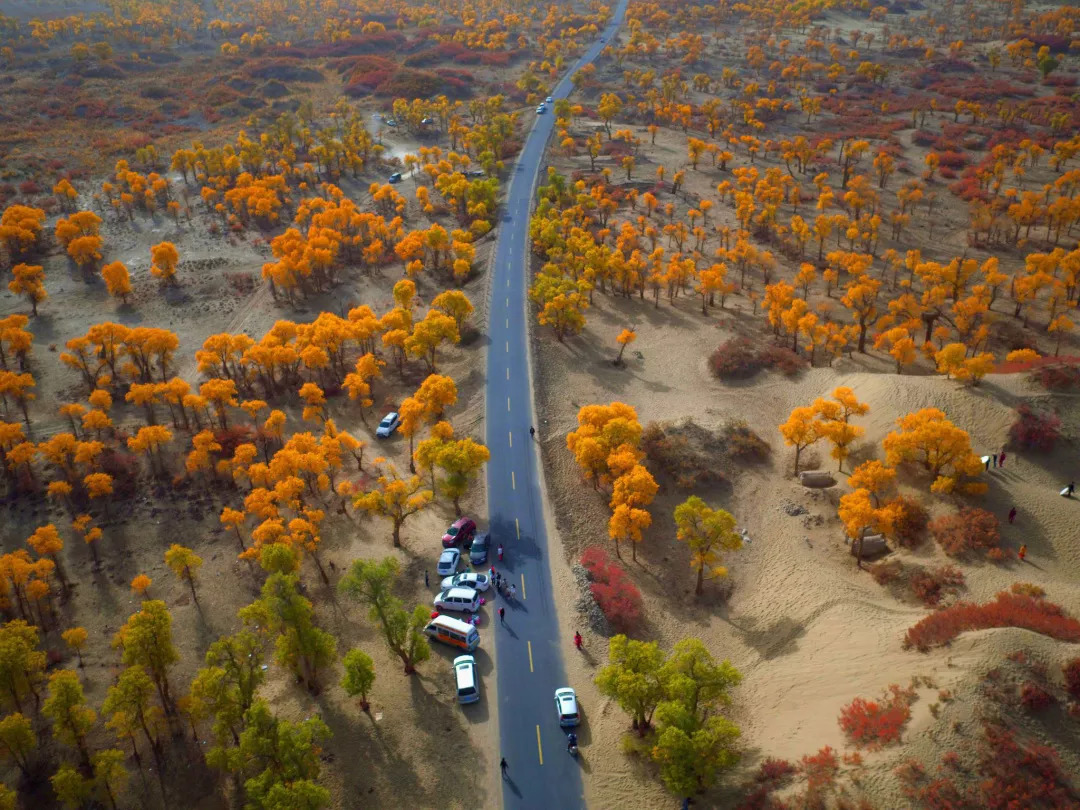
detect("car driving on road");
top-left (442, 517), bottom-right (477, 548)
top-left (535, 104), bottom-right (546, 114)
top-left (545, 96), bottom-right (553, 103)
top-left (375, 412), bottom-right (400, 438)
top-left (436, 548), bottom-right (461, 577)
top-left (441, 572), bottom-right (490, 592)
top-left (555, 687), bottom-right (580, 727)
top-left (388, 172), bottom-right (402, 184)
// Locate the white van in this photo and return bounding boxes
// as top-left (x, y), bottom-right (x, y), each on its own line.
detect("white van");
top-left (454, 655), bottom-right (480, 704)
top-left (433, 586), bottom-right (481, 614)
top-left (424, 615), bottom-right (480, 652)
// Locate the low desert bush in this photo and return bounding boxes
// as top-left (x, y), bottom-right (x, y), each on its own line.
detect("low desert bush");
top-left (1031, 363), bottom-right (1080, 391)
top-left (710, 339), bottom-right (806, 380)
top-left (214, 425), bottom-right (257, 459)
top-left (710, 338), bottom-right (761, 379)
top-left (98, 450), bottom-right (139, 499)
top-left (930, 507), bottom-right (1001, 557)
top-left (838, 684), bottom-right (916, 749)
top-left (758, 344), bottom-right (807, 375)
top-left (910, 565), bottom-right (966, 607)
top-left (904, 589), bottom-right (1080, 651)
top-left (1019, 682), bottom-right (1055, 712)
top-left (898, 721), bottom-right (1077, 807)
top-left (580, 547), bottom-right (641, 632)
top-left (1063, 658), bottom-right (1080, 701)
top-left (1009, 404), bottom-right (1062, 451)
top-left (641, 422), bottom-right (724, 490)
top-left (722, 420), bottom-right (771, 462)
top-left (870, 559), bottom-right (903, 585)
top-left (886, 495), bottom-right (929, 549)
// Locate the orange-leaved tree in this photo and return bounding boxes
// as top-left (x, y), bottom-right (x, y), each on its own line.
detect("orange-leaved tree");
top-left (100, 262), bottom-right (132, 304)
top-left (353, 462), bottom-right (434, 547)
top-left (812, 387), bottom-right (870, 472)
top-left (566, 402), bottom-right (643, 489)
top-left (150, 242), bottom-right (179, 286)
top-left (779, 405), bottom-right (822, 475)
top-left (882, 408), bottom-right (984, 494)
top-left (8, 264), bottom-right (46, 316)
top-left (614, 328), bottom-right (636, 366)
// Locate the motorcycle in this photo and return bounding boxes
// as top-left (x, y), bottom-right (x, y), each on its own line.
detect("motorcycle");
top-left (567, 733), bottom-right (579, 758)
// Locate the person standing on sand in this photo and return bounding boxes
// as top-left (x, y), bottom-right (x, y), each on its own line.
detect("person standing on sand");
top-left (992, 453), bottom-right (998, 467)
top-left (424, 570), bottom-right (429, 588)
top-left (985, 456), bottom-right (991, 471)
top-left (1008, 507), bottom-right (1017, 524)
top-left (1067, 481), bottom-right (1076, 497)
top-left (1018, 544), bottom-right (1027, 562)
top-left (999, 451), bottom-right (1007, 467)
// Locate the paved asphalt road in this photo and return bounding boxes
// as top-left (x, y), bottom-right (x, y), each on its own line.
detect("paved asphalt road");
top-left (484, 2), bottom-right (628, 808)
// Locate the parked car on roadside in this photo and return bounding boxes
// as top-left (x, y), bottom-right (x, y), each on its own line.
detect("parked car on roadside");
top-left (441, 572), bottom-right (490, 592)
top-left (434, 586), bottom-right (480, 613)
top-left (454, 655), bottom-right (480, 703)
top-left (436, 548), bottom-right (462, 577)
top-left (388, 172), bottom-right (403, 184)
top-left (442, 517), bottom-right (477, 548)
top-left (469, 532), bottom-right (490, 565)
top-left (555, 687), bottom-right (580, 727)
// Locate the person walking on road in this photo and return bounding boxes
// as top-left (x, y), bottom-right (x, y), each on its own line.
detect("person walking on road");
top-left (529, 426), bottom-right (536, 439)
top-left (499, 607), bottom-right (505, 624)
top-left (1018, 544), bottom-right (1027, 562)
top-left (500, 757), bottom-right (508, 777)
top-left (424, 570), bottom-right (429, 587)
top-left (1008, 506), bottom-right (1017, 524)
top-left (509, 583), bottom-right (517, 600)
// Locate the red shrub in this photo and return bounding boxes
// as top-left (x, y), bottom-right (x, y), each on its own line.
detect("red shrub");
top-left (904, 590), bottom-right (1080, 651)
top-left (910, 565), bottom-right (965, 607)
top-left (18, 180), bottom-right (41, 195)
top-left (580, 547), bottom-right (642, 632)
top-left (1063, 658), bottom-right (1080, 701)
top-left (758, 344), bottom-right (807, 375)
top-left (1019, 682), bottom-right (1055, 712)
top-left (1033, 363), bottom-right (1080, 391)
top-left (754, 758), bottom-right (796, 784)
top-left (214, 425), bottom-right (256, 459)
top-left (710, 338), bottom-right (761, 379)
top-left (799, 746), bottom-right (839, 791)
top-left (930, 507), bottom-right (1000, 557)
top-left (838, 684), bottom-right (915, 749)
top-left (899, 721), bottom-right (1078, 808)
top-left (1009, 404), bottom-right (1061, 451)
top-left (936, 150), bottom-right (968, 169)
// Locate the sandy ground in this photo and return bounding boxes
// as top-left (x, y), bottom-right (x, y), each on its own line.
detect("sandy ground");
top-left (0, 168), bottom-right (500, 807)
top-left (534, 290), bottom-right (1080, 808)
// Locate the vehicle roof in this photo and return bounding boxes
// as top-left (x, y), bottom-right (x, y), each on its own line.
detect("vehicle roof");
top-left (439, 548), bottom-right (459, 559)
top-left (454, 654), bottom-right (476, 666)
top-left (428, 614), bottom-right (474, 632)
top-left (451, 516), bottom-right (474, 528)
top-left (443, 586), bottom-right (478, 599)
top-left (556, 687), bottom-right (576, 699)
top-left (381, 411), bottom-right (398, 420)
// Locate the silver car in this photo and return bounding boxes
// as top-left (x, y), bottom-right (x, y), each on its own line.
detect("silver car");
top-left (375, 412), bottom-right (400, 438)
top-left (441, 572), bottom-right (490, 592)
top-left (436, 548), bottom-right (461, 577)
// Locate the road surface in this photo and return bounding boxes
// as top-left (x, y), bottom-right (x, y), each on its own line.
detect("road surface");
top-left (484, 2), bottom-right (628, 808)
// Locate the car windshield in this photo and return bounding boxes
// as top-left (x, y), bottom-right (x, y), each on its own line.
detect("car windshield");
top-left (447, 526), bottom-right (459, 536)
top-left (473, 536), bottom-right (487, 548)
top-left (380, 416), bottom-right (393, 426)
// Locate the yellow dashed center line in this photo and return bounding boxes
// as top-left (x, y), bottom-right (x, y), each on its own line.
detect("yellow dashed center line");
top-left (528, 640), bottom-right (534, 672)
top-left (520, 573), bottom-right (526, 600)
top-left (536, 724), bottom-right (543, 765)
top-left (508, 431), bottom-right (513, 448)
top-left (515, 518), bottom-right (520, 539)
top-left (505, 340), bottom-right (509, 353)
top-left (506, 367), bottom-right (510, 380)
top-left (507, 396), bottom-right (511, 412)
top-left (511, 471), bottom-right (516, 490)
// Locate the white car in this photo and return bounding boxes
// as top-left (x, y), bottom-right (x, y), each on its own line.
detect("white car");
top-left (545, 96), bottom-right (553, 103)
top-left (454, 654), bottom-right (480, 704)
top-left (436, 548), bottom-right (461, 577)
top-left (441, 572), bottom-right (490, 592)
top-left (536, 104), bottom-right (546, 114)
top-left (434, 586), bottom-right (480, 613)
top-left (555, 687), bottom-right (579, 727)
top-left (375, 412), bottom-right (400, 438)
